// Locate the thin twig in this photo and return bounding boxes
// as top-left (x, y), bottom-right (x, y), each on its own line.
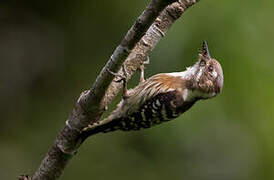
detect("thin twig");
top-left (22, 0), bottom-right (201, 180)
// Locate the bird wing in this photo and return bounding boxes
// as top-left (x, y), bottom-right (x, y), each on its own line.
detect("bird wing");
top-left (115, 73), bottom-right (187, 117)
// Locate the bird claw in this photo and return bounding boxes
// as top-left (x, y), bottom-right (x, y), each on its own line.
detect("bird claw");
top-left (107, 64), bottom-right (129, 99)
top-left (82, 125), bottom-right (91, 132)
top-left (143, 56), bottom-right (150, 65)
top-left (139, 56), bottom-right (149, 84)
top-left (139, 64), bottom-right (145, 83)
top-left (107, 65), bottom-right (127, 83)
top-left (82, 121), bottom-right (101, 132)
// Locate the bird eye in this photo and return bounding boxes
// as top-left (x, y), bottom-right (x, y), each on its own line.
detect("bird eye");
top-left (208, 65), bottom-right (213, 72)
top-left (200, 60), bottom-right (206, 66)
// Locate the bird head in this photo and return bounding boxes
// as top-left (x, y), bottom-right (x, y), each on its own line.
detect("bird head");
top-left (189, 41), bottom-right (224, 99)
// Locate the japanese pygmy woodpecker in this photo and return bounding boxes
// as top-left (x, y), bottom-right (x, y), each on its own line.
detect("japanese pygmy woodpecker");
top-left (83, 41), bottom-right (224, 135)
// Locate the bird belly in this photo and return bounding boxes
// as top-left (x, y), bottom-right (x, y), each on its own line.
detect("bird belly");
top-left (117, 91), bottom-right (195, 131)
top-left (101, 91), bottom-right (196, 133)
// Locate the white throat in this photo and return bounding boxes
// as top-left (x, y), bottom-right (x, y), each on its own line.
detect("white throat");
top-left (167, 64), bottom-right (216, 101)
top-left (168, 64), bottom-right (198, 79)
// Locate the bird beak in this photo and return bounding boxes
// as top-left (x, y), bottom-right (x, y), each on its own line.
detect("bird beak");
top-left (201, 40), bottom-right (211, 60)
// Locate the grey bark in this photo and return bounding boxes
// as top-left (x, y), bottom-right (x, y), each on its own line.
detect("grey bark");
top-left (20, 0), bottom-right (200, 180)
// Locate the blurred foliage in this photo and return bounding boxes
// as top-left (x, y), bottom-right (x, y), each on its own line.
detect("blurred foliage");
top-left (0, 0), bottom-right (274, 179)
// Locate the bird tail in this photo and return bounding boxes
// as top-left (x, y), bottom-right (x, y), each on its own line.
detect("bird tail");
top-left (81, 111), bottom-right (123, 138)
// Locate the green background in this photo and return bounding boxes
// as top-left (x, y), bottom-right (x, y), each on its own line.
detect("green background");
top-left (1, 0), bottom-right (274, 179)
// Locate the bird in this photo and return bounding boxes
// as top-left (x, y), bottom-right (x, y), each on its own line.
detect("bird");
top-left (82, 41), bottom-right (224, 136)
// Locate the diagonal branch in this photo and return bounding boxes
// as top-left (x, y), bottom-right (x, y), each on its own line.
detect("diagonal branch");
top-left (101, 0), bottom-right (201, 111)
top-left (81, 0), bottom-right (201, 140)
top-left (21, 0), bottom-right (201, 180)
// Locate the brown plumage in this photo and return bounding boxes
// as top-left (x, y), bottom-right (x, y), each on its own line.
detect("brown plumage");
top-left (82, 41), bottom-right (224, 136)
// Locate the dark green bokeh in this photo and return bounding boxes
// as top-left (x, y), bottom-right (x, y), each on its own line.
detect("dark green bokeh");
top-left (1, 0), bottom-right (273, 179)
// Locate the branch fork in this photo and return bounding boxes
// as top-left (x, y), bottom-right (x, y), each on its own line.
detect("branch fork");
top-left (23, 0), bottom-right (201, 179)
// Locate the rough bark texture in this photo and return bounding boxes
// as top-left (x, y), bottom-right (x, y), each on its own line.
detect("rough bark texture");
top-left (102, 0), bottom-right (200, 110)
top-left (81, 0), bottom-right (200, 139)
top-left (22, 0), bottom-right (201, 180)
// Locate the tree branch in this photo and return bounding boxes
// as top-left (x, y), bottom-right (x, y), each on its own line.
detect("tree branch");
top-left (81, 0), bottom-right (200, 140)
top-left (22, 0), bottom-right (201, 180)
top-left (101, 0), bottom-right (200, 111)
